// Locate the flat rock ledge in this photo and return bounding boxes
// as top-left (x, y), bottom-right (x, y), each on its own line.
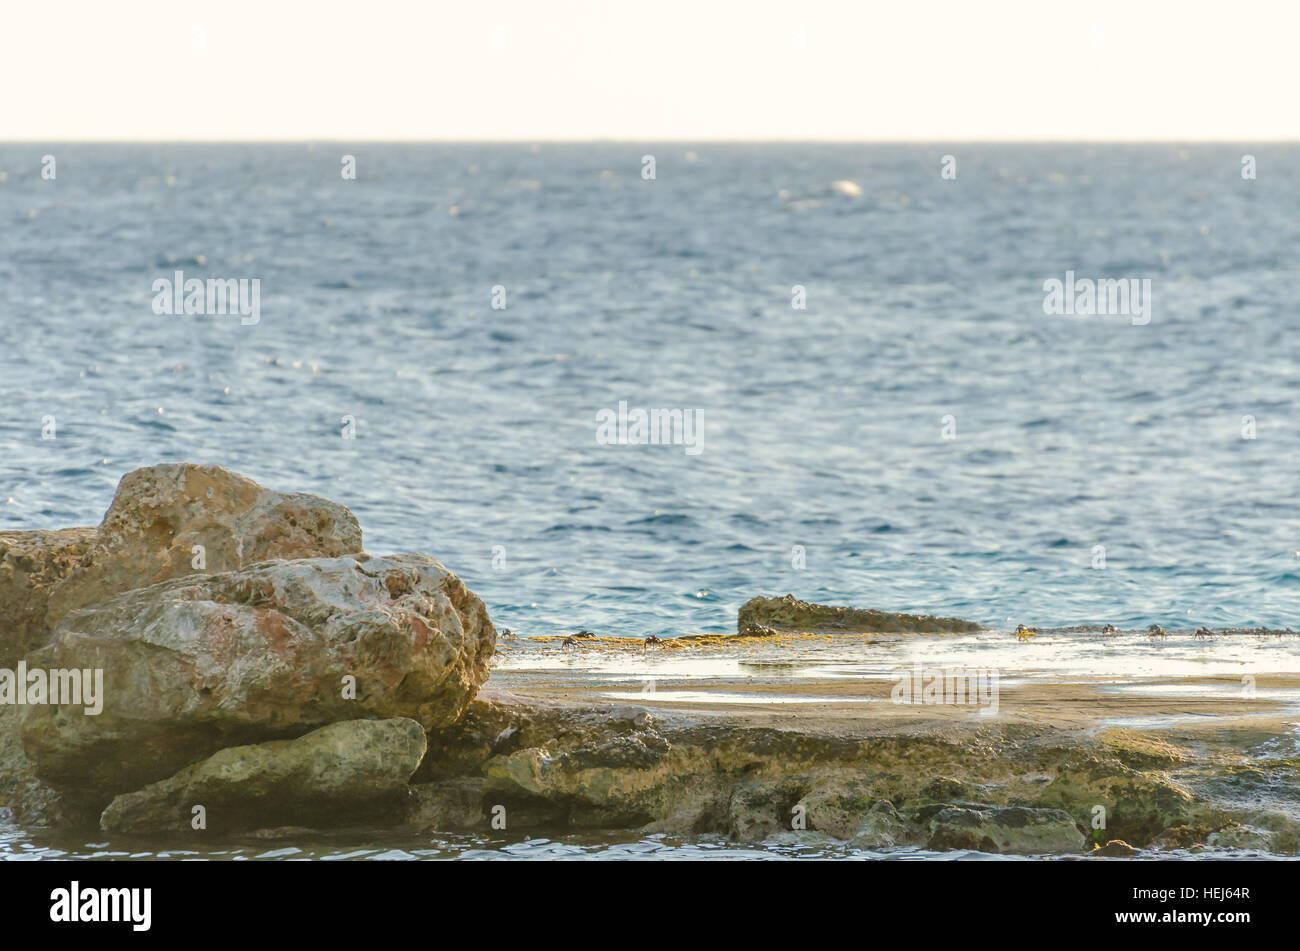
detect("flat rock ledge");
top-left (401, 691), bottom-right (1294, 856)
top-left (738, 594), bottom-right (983, 635)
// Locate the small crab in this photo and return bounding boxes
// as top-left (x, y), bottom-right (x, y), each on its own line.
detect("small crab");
top-left (1194, 626), bottom-right (1215, 639)
top-left (573, 630), bottom-right (596, 639)
top-left (1015, 624), bottom-right (1036, 642)
top-left (1102, 624), bottom-right (1120, 636)
top-left (501, 628), bottom-right (518, 640)
top-left (561, 636), bottom-right (577, 647)
top-left (1146, 624), bottom-right (1167, 638)
top-left (644, 635), bottom-right (662, 647)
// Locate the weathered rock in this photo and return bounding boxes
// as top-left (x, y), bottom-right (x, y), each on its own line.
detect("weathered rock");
top-left (0, 527), bottom-right (96, 666)
top-left (729, 780), bottom-right (805, 840)
top-left (796, 777), bottom-right (877, 839)
top-left (760, 830), bottom-right (840, 849)
top-left (47, 463), bottom-right (363, 625)
top-left (405, 777), bottom-right (489, 831)
top-left (926, 805), bottom-right (1085, 854)
top-left (0, 705), bottom-right (66, 827)
top-left (417, 691), bottom-right (1273, 853)
top-left (99, 718), bottom-right (426, 834)
top-left (21, 553), bottom-right (495, 799)
top-left (738, 594), bottom-right (982, 634)
top-left (849, 800), bottom-right (913, 850)
top-left (1093, 839), bottom-right (1141, 857)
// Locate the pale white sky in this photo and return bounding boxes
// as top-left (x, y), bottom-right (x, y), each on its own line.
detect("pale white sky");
top-left (4, 0), bottom-right (1297, 141)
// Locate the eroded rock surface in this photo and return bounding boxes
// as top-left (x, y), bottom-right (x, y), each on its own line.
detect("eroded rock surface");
top-left (0, 705), bottom-right (65, 827)
top-left (21, 553), bottom-right (495, 800)
top-left (100, 718), bottom-right (427, 834)
top-left (0, 527), bottom-right (96, 666)
top-left (47, 463), bottom-right (364, 625)
top-left (925, 805), bottom-right (1085, 854)
top-left (738, 594), bottom-right (982, 635)
top-left (399, 690), bottom-right (1266, 854)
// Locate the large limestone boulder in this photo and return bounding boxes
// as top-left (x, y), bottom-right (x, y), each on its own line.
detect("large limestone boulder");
top-left (0, 528), bottom-right (96, 666)
top-left (100, 718), bottom-right (427, 834)
top-left (21, 553), bottom-right (495, 799)
top-left (47, 463), bottom-right (364, 625)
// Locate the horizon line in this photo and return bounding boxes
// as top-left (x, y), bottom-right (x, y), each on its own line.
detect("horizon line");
top-left (2, 138), bottom-right (1297, 146)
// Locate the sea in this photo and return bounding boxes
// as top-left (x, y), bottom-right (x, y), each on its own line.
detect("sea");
top-left (1, 142), bottom-right (1298, 859)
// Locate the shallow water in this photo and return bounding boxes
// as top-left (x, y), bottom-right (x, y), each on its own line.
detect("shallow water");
top-left (0, 819), bottom-right (1288, 862)
top-left (494, 627), bottom-right (1300, 682)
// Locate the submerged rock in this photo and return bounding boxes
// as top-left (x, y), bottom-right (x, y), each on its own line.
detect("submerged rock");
top-left (100, 718), bottom-right (427, 834)
top-left (21, 552), bottom-right (495, 799)
top-left (47, 463), bottom-right (364, 625)
top-left (0, 527), bottom-right (96, 666)
top-left (738, 594), bottom-right (982, 635)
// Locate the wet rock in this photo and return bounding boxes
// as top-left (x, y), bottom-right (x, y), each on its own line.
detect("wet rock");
top-left (244, 825), bottom-right (322, 840)
top-left (738, 594), bottom-right (982, 634)
top-left (761, 830), bottom-right (840, 849)
top-left (0, 527), bottom-right (95, 666)
top-left (1205, 822), bottom-right (1279, 852)
top-left (406, 778), bottom-right (489, 831)
top-left (1093, 839), bottom-right (1141, 857)
top-left (0, 705), bottom-right (66, 827)
top-left (47, 463), bottom-right (363, 625)
top-left (926, 805), bottom-right (1085, 854)
top-left (99, 718), bottom-right (427, 835)
top-left (21, 553), bottom-right (495, 799)
top-left (729, 780), bottom-right (806, 840)
top-left (849, 801), bottom-right (914, 850)
top-left (1148, 824), bottom-right (1215, 850)
top-left (797, 776), bottom-right (877, 839)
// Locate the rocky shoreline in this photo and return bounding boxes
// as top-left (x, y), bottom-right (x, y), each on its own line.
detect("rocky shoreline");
top-left (2, 464), bottom-right (1297, 856)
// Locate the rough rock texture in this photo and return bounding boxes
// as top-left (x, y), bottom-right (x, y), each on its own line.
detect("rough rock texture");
top-left (405, 777), bottom-right (490, 831)
top-left (0, 527), bottom-right (96, 666)
top-left (21, 553), bottom-right (495, 801)
top-left (925, 805), bottom-right (1085, 854)
top-left (738, 594), bottom-right (982, 635)
top-left (100, 718), bottom-right (427, 834)
top-left (0, 705), bottom-right (65, 827)
top-left (47, 463), bottom-right (364, 625)
top-left (399, 691), bottom-right (1260, 854)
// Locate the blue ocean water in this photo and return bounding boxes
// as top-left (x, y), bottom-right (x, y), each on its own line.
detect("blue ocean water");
top-left (1, 143), bottom-right (1297, 633)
